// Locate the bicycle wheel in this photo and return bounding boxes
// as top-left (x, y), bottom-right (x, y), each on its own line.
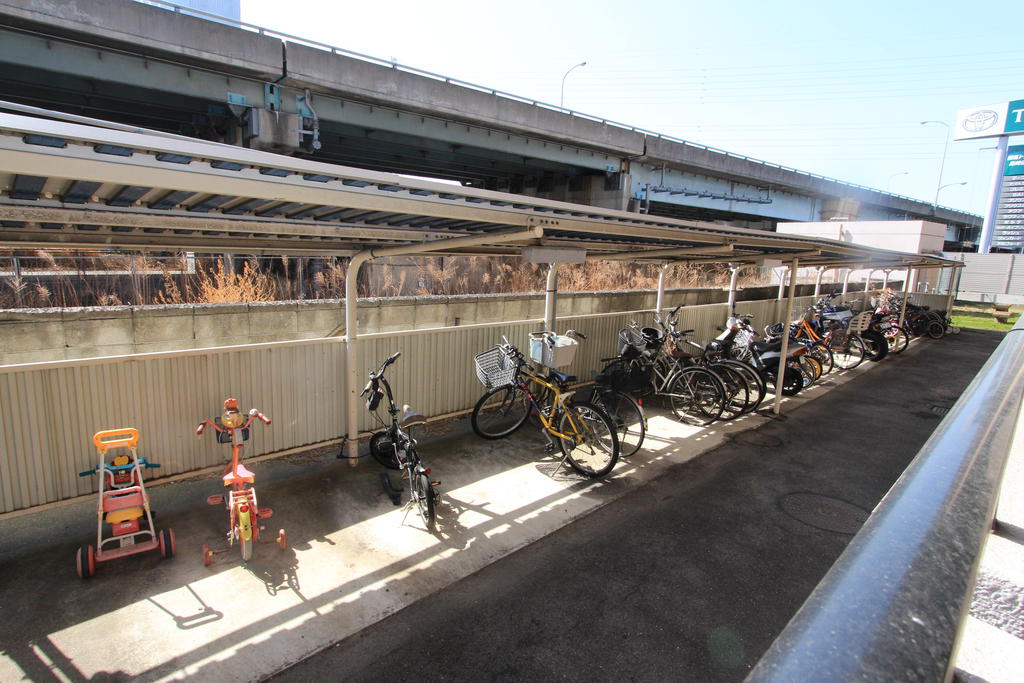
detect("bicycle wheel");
top-left (471, 384), bottom-right (530, 439)
top-left (765, 363), bottom-right (802, 396)
top-left (860, 330), bottom-right (888, 362)
top-left (809, 344), bottom-right (834, 375)
top-left (369, 430), bottom-right (401, 470)
top-left (667, 367), bottom-right (725, 425)
top-left (926, 320), bottom-right (945, 339)
top-left (557, 401), bottom-right (619, 477)
top-left (707, 363), bottom-right (748, 420)
top-left (828, 333), bottom-right (865, 370)
top-left (240, 533), bottom-right (253, 562)
top-left (593, 388), bottom-right (646, 456)
top-left (718, 359), bottom-right (766, 413)
top-left (888, 327), bottom-right (910, 354)
top-left (413, 471), bottom-right (436, 531)
top-left (798, 356), bottom-right (821, 387)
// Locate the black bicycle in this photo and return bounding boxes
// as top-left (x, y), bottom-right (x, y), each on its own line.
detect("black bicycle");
top-left (361, 352), bottom-right (439, 531)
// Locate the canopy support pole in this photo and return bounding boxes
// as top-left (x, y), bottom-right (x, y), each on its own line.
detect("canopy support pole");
top-left (842, 268), bottom-right (852, 295)
top-left (727, 263), bottom-right (740, 313)
top-left (813, 266), bottom-right (825, 297)
top-left (544, 263), bottom-right (559, 332)
top-left (898, 267), bottom-right (913, 335)
top-left (655, 263), bottom-right (669, 320)
top-left (773, 258), bottom-right (799, 416)
top-left (945, 266), bottom-right (960, 316)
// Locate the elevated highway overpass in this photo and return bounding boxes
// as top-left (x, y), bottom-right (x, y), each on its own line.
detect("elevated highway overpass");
top-left (0, 0), bottom-right (979, 234)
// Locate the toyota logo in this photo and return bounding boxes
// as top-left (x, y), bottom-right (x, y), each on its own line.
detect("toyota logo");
top-left (963, 109), bottom-right (999, 132)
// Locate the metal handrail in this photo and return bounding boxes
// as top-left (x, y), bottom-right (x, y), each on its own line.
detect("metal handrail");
top-left (747, 316), bottom-right (1024, 682)
top-left (130, 1), bottom-right (974, 216)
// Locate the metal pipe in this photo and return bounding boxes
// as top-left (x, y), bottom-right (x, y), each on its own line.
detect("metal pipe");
top-left (813, 267), bottom-right (825, 297)
top-left (944, 266), bottom-right (960, 316)
top-left (842, 268), bottom-right (852, 295)
top-left (655, 263), bottom-right (669, 320)
top-left (748, 313), bottom-right (1024, 682)
top-left (772, 258), bottom-right (799, 415)
top-left (882, 269), bottom-right (890, 290)
top-left (777, 267), bottom-right (787, 300)
top-left (897, 267), bottom-right (912, 335)
top-left (343, 226), bottom-right (543, 463)
top-left (545, 263), bottom-right (558, 332)
top-left (727, 263), bottom-right (740, 313)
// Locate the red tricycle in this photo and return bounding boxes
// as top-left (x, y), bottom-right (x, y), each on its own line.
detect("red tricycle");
top-left (76, 428), bottom-right (175, 578)
top-left (197, 398), bottom-right (285, 564)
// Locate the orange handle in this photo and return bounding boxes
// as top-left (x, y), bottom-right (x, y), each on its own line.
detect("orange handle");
top-left (93, 428), bottom-right (139, 453)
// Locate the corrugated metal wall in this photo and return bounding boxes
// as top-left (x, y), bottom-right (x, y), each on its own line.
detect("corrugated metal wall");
top-left (908, 293), bottom-right (952, 310)
top-left (952, 254), bottom-right (1022, 296)
top-left (0, 340), bottom-right (344, 512)
top-left (0, 294), bottom-right (835, 513)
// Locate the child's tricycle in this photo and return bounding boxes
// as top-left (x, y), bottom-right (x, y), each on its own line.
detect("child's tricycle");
top-left (76, 428), bottom-right (175, 578)
top-left (197, 398), bottom-right (285, 564)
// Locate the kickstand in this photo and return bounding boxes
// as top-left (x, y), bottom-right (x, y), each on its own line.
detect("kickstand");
top-left (380, 472), bottom-right (403, 506)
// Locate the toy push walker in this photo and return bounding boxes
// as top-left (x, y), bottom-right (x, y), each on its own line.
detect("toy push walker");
top-left (76, 428), bottom-right (175, 578)
top-left (197, 398), bottom-right (285, 565)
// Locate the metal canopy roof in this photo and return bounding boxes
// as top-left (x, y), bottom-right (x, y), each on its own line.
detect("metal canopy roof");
top-left (0, 108), bottom-right (958, 270)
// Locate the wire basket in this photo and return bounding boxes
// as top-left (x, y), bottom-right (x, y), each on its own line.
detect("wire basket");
top-left (474, 346), bottom-right (518, 389)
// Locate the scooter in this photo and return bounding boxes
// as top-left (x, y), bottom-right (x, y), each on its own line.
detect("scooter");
top-left (197, 399), bottom-right (285, 564)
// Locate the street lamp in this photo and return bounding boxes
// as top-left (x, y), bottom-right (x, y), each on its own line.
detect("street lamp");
top-left (887, 171), bottom-right (909, 191)
top-left (936, 181), bottom-right (967, 202)
top-left (921, 120), bottom-right (951, 205)
top-left (560, 61), bottom-right (587, 109)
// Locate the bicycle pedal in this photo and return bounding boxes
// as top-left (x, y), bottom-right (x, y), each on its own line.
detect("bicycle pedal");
top-left (258, 508), bottom-right (273, 519)
top-left (544, 443), bottom-right (556, 453)
top-left (206, 494), bottom-right (224, 506)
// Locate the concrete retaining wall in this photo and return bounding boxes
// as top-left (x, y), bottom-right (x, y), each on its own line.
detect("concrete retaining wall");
top-left (0, 285), bottom-right (824, 365)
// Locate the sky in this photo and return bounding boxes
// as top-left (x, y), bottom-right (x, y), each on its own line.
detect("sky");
top-left (239, 0), bottom-right (1024, 217)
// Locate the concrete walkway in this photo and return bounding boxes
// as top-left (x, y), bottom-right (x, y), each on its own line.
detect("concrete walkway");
top-left (0, 330), bottom-right (1003, 682)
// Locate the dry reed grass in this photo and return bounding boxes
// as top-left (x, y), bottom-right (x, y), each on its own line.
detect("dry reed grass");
top-left (2, 250), bottom-right (771, 308)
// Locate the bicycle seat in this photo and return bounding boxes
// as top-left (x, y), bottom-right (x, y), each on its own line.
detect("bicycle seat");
top-left (549, 369), bottom-right (577, 385)
top-left (223, 463), bottom-right (255, 487)
top-left (400, 405), bottom-right (427, 429)
top-left (753, 340), bottom-right (782, 353)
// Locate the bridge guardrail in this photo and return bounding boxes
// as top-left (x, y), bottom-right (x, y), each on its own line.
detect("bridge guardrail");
top-left (747, 315), bottom-right (1024, 682)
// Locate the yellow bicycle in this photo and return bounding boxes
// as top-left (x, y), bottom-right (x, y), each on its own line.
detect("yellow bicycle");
top-left (471, 336), bottom-right (620, 478)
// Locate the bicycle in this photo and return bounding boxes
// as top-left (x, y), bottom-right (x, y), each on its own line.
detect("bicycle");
top-left (362, 352), bottom-right (439, 531)
top-left (658, 305), bottom-right (765, 416)
top-left (764, 323), bottom-right (823, 388)
top-left (599, 321), bottom-right (727, 426)
top-left (794, 294), bottom-right (867, 370)
top-left (471, 335), bottom-right (620, 478)
top-left (197, 399), bottom-right (285, 565)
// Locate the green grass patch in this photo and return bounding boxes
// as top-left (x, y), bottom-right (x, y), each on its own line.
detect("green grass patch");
top-left (951, 309), bottom-right (1021, 332)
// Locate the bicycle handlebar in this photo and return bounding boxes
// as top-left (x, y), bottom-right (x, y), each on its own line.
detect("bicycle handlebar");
top-left (196, 403), bottom-right (271, 436)
top-left (371, 352), bottom-right (401, 380)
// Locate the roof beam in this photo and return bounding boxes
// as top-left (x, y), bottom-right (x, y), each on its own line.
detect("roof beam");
top-left (593, 243), bottom-right (735, 261)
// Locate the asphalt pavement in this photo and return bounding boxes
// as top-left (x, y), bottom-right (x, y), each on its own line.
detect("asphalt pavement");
top-left (273, 329), bottom-right (1003, 682)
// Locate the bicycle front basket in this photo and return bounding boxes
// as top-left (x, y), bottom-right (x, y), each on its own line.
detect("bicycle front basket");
top-left (474, 346), bottom-right (518, 389)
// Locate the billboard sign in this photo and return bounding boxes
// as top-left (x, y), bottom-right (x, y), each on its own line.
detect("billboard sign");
top-left (1006, 145), bottom-right (1024, 176)
top-left (953, 99), bottom-right (1024, 140)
